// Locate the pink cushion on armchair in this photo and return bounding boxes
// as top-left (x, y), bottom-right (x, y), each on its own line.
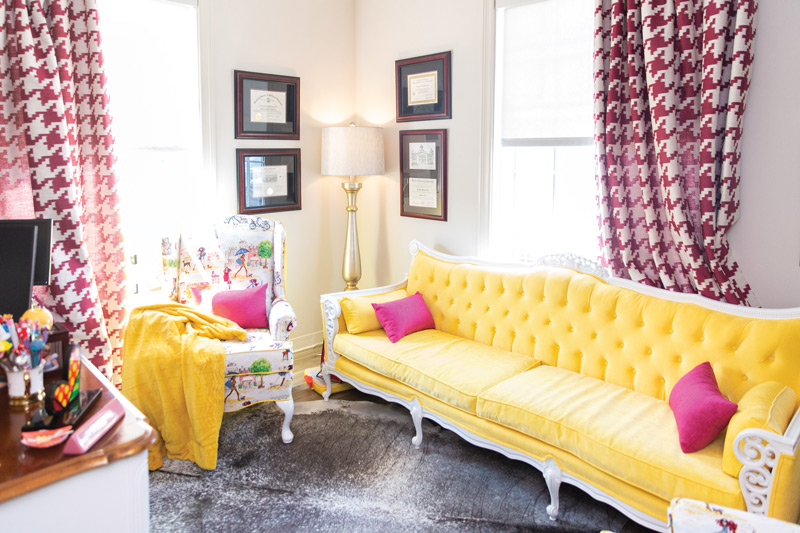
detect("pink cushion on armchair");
top-left (669, 361), bottom-right (738, 453)
top-left (372, 291), bottom-right (435, 343)
top-left (212, 283), bottom-right (268, 329)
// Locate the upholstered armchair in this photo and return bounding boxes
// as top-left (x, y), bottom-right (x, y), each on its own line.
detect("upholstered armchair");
top-left (161, 214), bottom-right (297, 443)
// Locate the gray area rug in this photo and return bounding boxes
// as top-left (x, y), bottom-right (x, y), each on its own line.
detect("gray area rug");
top-left (150, 400), bottom-right (651, 532)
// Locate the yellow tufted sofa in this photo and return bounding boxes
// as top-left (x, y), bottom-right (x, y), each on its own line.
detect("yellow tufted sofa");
top-left (319, 241), bottom-right (800, 531)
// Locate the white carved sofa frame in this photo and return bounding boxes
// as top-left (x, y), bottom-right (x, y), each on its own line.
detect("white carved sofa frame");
top-left (320, 240), bottom-right (800, 532)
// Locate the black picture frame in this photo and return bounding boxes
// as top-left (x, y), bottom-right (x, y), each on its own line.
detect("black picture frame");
top-left (234, 70), bottom-right (300, 139)
top-left (400, 129), bottom-right (447, 221)
top-left (43, 322), bottom-right (69, 376)
top-left (395, 51), bottom-right (451, 122)
top-left (237, 148), bottom-right (301, 214)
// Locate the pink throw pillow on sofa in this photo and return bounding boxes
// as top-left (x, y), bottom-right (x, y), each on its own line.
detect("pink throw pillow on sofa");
top-left (669, 361), bottom-right (738, 453)
top-left (372, 291), bottom-right (435, 343)
top-left (211, 283), bottom-right (268, 329)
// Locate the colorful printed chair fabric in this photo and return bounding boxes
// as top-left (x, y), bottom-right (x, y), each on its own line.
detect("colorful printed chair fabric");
top-left (161, 215), bottom-right (296, 340)
top-left (160, 215), bottom-right (295, 442)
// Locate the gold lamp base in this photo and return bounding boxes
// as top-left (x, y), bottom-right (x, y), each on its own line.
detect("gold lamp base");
top-left (342, 181), bottom-right (362, 291)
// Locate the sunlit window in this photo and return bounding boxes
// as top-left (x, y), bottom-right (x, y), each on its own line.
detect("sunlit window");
top-left (99, 0), bottom-right (207, 304)
top-left (489, 0), bottom-right (598, 263)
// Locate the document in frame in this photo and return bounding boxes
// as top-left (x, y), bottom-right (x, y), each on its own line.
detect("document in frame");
top-left (409, 142), bottom-right (436, 170)
top-left (251, 165), bottom-right (289, 198)
top-left (407, 71), bottom-right (438, 106)
top-left (408, 177), bottom-right (438, 208)
top-left (250, 89), bottom-right (287, 124)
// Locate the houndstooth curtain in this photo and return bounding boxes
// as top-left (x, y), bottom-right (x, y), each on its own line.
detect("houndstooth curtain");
top-left (0, 0), bottom-right (125, 384)
top-left (594, 0), bottom-right (757, 305)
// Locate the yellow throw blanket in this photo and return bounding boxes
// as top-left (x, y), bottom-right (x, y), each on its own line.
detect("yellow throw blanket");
top-left (121, 304), bottom-right (246, 470)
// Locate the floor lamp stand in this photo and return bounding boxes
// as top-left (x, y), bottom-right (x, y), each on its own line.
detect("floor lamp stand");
top-left (342, 180), bottom-right (362, 291)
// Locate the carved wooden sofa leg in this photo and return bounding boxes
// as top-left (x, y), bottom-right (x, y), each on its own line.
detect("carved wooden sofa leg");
top-left (410, 398), bottom-right (423, 449)
top-left (321, 362), bottom-right (333, 402)
top-left (276, 397), bottom-right (294, 444)
top-left (543, 458), bottom-right (562, 521)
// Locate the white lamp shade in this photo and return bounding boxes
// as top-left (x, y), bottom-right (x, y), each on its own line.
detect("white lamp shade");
top-left (321, 125), bottom-right (385, 176)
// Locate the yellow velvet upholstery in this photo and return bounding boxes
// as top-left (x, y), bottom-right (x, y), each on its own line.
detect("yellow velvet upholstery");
top-left (327, 249), bottom-right (800, 525)
top-left (340, 289), bottom-right (408, 334)
top-left (722, 381), bottom-right (797, 477)
top-left (406, 251), bottom-right (800, 404)
top-left (333, 356), bottom-right (739, 522)
top-left (477, 365), bottom-right (741, 506)
top-left (770, 449), bottom-right (800, 523)
top-left (333, 329), bottom-right (539, 413)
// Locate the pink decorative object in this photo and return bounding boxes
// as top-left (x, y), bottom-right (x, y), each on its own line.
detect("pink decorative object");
top-left (191, 287), bottom-right (205, 305)
top-left (212, 283), bottom-right (268, 329)
top-left (669, 362), bottom-right (737, 453)
top-left (372, 292), bottom-right (435, 343)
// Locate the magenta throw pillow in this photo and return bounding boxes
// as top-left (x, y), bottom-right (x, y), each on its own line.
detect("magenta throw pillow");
top-left (372, 291), bottom-right (435, 343)
top-left (211, 283), bottom-right (268, 329)
top-left (669, 361), bottom-right (738, 453)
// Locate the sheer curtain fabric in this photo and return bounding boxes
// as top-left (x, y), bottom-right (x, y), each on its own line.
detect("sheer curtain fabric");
top-left (594, 0), bottom-right (757, 304)
top-left (0, 0), bottom-right (125, 383)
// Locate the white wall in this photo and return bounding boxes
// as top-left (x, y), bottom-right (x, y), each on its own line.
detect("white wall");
top-left (351, 0), bottom-right (800, 307)
top-left (206, 0), bottom-right (356, 348)
top-left (354, 0), bottom-right (486, 287)
top-left (728, 0), bottom-right (800, 308)
top-left (203, 0), bottom-right (799, 349)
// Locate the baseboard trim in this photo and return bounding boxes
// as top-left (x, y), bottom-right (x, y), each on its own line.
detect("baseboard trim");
top-left (290, 330), bottom-right (323, 354)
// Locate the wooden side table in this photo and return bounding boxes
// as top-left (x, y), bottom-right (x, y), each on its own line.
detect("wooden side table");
top-left (0, 356), bottom-right (155, 531)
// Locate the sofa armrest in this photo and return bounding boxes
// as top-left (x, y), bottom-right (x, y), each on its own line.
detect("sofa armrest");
top-left (320, 280), bottom-right (408, 368)
top-left (734, 406), bottom-right (800, 521)
top-left (269, 298), bottom-right (296, 341)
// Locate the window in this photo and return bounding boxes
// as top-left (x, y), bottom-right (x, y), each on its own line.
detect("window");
top-left (488, 0), bottom-right (597, 263)
top-left (99, 0), bottom-right (209, 304)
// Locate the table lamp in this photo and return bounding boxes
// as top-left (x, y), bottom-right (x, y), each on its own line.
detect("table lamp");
top-left (321, 123), bottom-right (385, 290)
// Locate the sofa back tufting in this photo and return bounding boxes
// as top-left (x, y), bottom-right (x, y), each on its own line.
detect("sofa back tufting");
top-left (406, 251), bottom-right (800, 403)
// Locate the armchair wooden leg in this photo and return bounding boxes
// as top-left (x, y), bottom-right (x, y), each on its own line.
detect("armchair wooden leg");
top-left (276, 397), bottom-right (294, 444)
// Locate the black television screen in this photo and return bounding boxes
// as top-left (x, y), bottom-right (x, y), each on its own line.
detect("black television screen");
top-left (0, 224), bottom-right (37, 320)
top-left (0, 219), bottom-right (52, 285)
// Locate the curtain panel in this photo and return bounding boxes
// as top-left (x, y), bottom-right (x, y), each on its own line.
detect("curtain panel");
top-left (593, 0), bottom-right (757, 305)
top-left (0, 0), bottom-right (125, 384)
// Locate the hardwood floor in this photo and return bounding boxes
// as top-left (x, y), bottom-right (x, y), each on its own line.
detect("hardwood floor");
top-left (291, 344), bottom-right (375, 403)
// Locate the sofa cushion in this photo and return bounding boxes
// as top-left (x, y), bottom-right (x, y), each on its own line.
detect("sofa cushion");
top-left (722, 381), bottom-right (797, 477)
top-left (212, 283), bottom-right (268, 329)
top-left (341, 289), bottom-right (407, 334)
top-left (669, 362), bottom-right (738, 453)
top-left (333, 329), bottom-right (539, 413)
top-left (372, 292), bottom-right (435, 343)
top-left (477, 365), bottom-right (742, 505)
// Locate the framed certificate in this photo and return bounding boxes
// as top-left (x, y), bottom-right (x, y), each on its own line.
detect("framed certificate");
top-left (234, 71), bottom-right (300, 139)
top-left (395, 51), bottom-right (451, 122)
top-left (237, 149), bottom-right (301, 214)
top-left (400, 129), bottom-right (447, 221)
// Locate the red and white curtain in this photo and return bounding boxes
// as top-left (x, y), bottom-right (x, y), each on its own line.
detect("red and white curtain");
top-left (594, 0), bottom-right (757, 305)
top-left (0, 0), bottom-right (125, 384)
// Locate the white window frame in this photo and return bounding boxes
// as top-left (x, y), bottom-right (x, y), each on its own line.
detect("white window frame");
top-left (479, 0), bottom-right (597, 261)
top-left (478, 0), bottom-right (497, 257)
top-left (101, 0), bottom-right (214, 302)
top-left (197, 0), bottom-right (216, 199)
